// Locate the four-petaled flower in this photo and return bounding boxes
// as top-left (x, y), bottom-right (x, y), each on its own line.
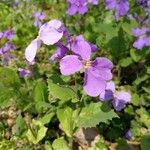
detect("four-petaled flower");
top-left (60, 36), bottom-right (113, 96)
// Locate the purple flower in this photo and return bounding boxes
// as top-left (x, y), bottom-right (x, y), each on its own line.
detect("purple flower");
top-left (50, 42), bottom-right (68, 61)
top-left (99, 81), bottom-right (115, 101)
top-left (124, 130), bottom-right (131, 140)
top-left (99, 81), bottom-right (131, 111)
top-left (105, 0), bottom-right (129, 19)
top-left (60, 40), bottom-right (113, 96)
top-left (89, 42), bottom-right (97, 52)
top-left (2, 43), bottom-right (16, 53)
top-left (33, 11), bottom-right (45, 28)
top-left (87, 0), bottom-right (99, 5)
top-left (25, 19), bottom-right (64, 62)
top-left (113, 91), bottom-right (131, 111)
top-left (18, 68), bottom-right (31, 77)
top-left (33, 11), bottom-right (45, 20)
top-left (132, 27), bottom-right (150, 49)
top-left (3, 30), bottom-right (15, 40)
top-left (66, 0), bottom-right (88, 15)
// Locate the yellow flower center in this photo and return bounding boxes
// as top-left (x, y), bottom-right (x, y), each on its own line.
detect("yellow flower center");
top-left (84, 60), bottom-right (91, 69)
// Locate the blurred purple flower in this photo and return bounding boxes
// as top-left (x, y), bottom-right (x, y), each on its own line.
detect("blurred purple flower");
top-left (3, 30), bottom-right (15, 40)
top-left (124, 130), bottom-right (131, 140)
top-left (105, 0), bottom-right (129, 19)
top-left (132, 27), bottom-right (150, 49)
top-left (18, 68), bottom-right (31, 77)
top-left (2, 43), bottom-right (16, 53)
top-left (33, 11), bottom-right (45, 20)
top-left (25, 19), bottom-right (64, 62)
top-left (33, 11), bottom-right (45, 28)
top-left (66, 0), bottom-right (88, 15)
top-left (60, 39), bottom-right (113, 96)
top-left (89, 42), bottom-right (97, 52)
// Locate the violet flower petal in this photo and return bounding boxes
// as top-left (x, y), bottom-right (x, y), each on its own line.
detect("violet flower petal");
top-left (83, 68), bottom-right (106, 97)
top-left (60, 55), bottom-right (83, 75)
top-left (25, 38), bottom-right (41, 62)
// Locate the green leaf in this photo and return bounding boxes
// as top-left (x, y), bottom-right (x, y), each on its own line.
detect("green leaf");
top-left (13, 114), bottom-right (27, 137)
top-left (39, 112), bottom-right (54, 125)
top-left (119, 57), bottom-right (133, 67)
top-left (95, 138), bottom-right (108, 150)
top-left (48, 75), bottom-right (76, 101)
top-left (0, 87), bottom-right (14, 108)
top-left (146, 67), bottom-right (150, 74)
top-left (76, 103), bottom-right (118, 128)
top-left (0, 67), bottom-right (20, 88)
top-left (0, 68), bottom-right (21, 108)
top-left (33, 79), bottom-right (48, 102)
top-left (130, 49), bottom-right (141, 62)
top-left (122, 20), bottom-right (138, 35)
top-left (57, 107), bottom-right (73, 137)
top-left (52, 137), bottom-right (70, 150)
top-left (136, 108), bottom-right (150, 128)
top-left (26, 120), bottom-right (47, 144)
top-left (45, 141), bottom-right (52, 150)
top-left (131, 93), bottom-right (140, 106)
top-left (33, 80), bottom-right (49, 112)
top-left (134, 75), bottom-right (149, 85)
top-left (141, 135), bottom-right (150, 150)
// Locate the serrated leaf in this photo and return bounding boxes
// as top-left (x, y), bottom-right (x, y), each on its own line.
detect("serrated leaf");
top-left (48, 75), bottom-right (76, 101)
top-left (57, 107), bottom-right (73, 137)
top-left (26, 120), bottom-right (47, 144)
top-left (13, 114), bottom-right (27, 137)
top-left (76, 103), bottom-right (118, 128)
top-left (39, 112), bottom-right (54, 125)
top-left (33, 79), bottom-right (48, 102)
top-left (52, 137), bottom-right (70, 150)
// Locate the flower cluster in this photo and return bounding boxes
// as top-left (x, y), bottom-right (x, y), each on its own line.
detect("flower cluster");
top-left (32, 11), bottom-right (45, 28)
top-left (0, 29), bottom-right (15, 65)
top-left (25, 19), bottom-right (131, 111)
top-left (66, 0), bottom-right (99, 15)
top-left (105, 0), bottom-right (129, 19)
top-left (99, 81), bottom-right (131, 111)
